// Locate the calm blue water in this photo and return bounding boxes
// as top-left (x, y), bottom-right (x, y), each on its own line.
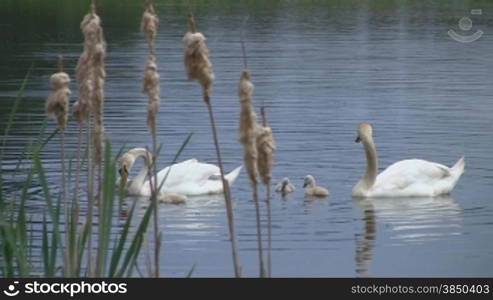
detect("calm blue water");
top-left (1, 1), bottom-right (492, 277)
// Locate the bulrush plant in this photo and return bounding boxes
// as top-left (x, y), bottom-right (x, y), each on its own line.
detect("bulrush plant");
top-left (45, 58), bottom-right (71, 207)
top-left (45, 57), bottom-right (71, 275)
top-left (238, 69), bottom-right (266, 277)
top-left (0, 2), bottom-right (176, 279)
top-left (183, 10), bottom-right (242, 277)
top-left (257, 108), bottom-right (276, 277)
top-left (74, 0), bottom-right (107, 276)
top-left (141, 0), bottom-right (161, 277)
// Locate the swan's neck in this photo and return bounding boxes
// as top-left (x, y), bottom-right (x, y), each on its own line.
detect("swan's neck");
top-left (361, 138), bottom-right (378, 189)
top-left (128, 149), bottom-right (153, 190)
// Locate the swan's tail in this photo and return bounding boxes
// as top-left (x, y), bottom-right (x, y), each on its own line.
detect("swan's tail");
top-left (451, 156), bottom-right (465, 175)
top-left (434, 156), bottom-right (465, 196)
top-left (446, 156), bottom-right (465, 194)
top-left (225, 165), bottom-right (243, 185)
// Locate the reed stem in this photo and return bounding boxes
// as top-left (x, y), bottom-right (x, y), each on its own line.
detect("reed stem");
top-left (151, 135), bottom-right (160, 277)
top-left (86, 119), bottom-right (94, 276)
top-left (205, 98), bottom-right (241, 278)
top-left (252, 181), bottom-right (266, 277)
top-left (261, 107), bottom-right (272, 277)
top-left (266, 182), bottom-right (272, 277)
top-left (60, 130), bottom-right (70, 276)
top-left (74, 125), bottom-right (82, 234)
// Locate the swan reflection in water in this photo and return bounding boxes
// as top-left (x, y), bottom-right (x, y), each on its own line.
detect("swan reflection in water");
top-left (122, 193), bottom-right (228, 228)
top-left (353, 195), bottom-right (462, 276)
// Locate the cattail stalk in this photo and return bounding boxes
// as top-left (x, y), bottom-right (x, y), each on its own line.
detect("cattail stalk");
top-left (72, 82), bottom-right (88, 276)
top-left (257, 107), bottom-right (276, 277)
top-left (75, 1), bottom-right (106, 276)
top-left (184, 11), bottom-right (241, 278)
top-left (77, 0), bottom-right (106, 197)
top-left (239, 70), bottom-right (266, 277)
top-left (70, 124), bottom-right (82, 274)
top-left (85, 120), bottom-right (94, 275)
top-left (45, 56), bottom-right (71, 275)
top-left (142, 0), bottom-right (161, 277)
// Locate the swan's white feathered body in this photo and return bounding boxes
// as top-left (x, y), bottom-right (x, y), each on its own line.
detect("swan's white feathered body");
top-left (352, 157), bottom-right (465, 198)
top-left (119, 148), bottom-right (242, 197)
top-left (352, 123), bottom-right (465, 198)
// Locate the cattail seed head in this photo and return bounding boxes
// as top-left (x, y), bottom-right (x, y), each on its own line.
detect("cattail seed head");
top-left (142, 1), bottom-right (161, 137)
top-left (75, 4), bottom-right (107, 164)
top-left (72, 77), bottom-right (92, 124)
top-left (183, 18), bottom-right (215, 102)
top-left (143, 56), bottom-right (160, 135)
top-left (141, 1), bottom-right (159, 55)
top-left (74, 5), bottom-right (106, 127)
top-left (46, 72), bottom-right (71, 131)
top-left (256, 124), bottom-right (276, 185)
top-left (239, 70), bottom-right (258, 184)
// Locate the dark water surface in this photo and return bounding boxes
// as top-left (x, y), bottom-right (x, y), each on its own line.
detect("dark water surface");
top-left (1, 0), bottom-right (492, 277)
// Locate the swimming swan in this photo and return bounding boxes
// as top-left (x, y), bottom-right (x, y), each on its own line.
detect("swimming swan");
top-left (352, 123), bottom-right (465, 198)
top-left (303, 175), bottom-right (330, 197)
top-left (118, 148), bottom-right (242, 196)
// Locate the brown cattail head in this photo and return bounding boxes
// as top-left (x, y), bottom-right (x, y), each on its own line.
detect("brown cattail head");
top-left (46, 72), bottom-right (71, 131)
top-left (142, 1), bottom-right (161, 137)
top-left (74, 4), bottom-right (106, 125)
top-left (72, 77), bottom-right (92, 124)
top-left (238, 70), bottom-right (258, 184)
top-left (81, 7), bottom-right (103, 44)
top-left (74, 51), bottom-right (91, 124)
top-left (75, 3), bottom-right (107, 164)
top-left (141, 0), bottom-right (159, 55)
top-left (256, 124), bottom-right (276, 185)
top-left (143, 56), bottom-right (160, 135)
top-left (183, 13), bottom-right (214, 102)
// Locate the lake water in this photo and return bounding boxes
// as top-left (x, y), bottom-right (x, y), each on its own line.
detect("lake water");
top-left (1, 0), bottom-right (492, 277)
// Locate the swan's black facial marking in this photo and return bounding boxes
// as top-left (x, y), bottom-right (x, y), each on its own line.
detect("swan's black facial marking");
top-left (120, 164), bottom-right (129, 186)
top-left (118, 165), bottom-right (128, 175)
top-left (355, 136), bottom-right (361, 143)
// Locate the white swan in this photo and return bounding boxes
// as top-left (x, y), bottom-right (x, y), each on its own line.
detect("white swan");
top-left (352, 123), bottom-right (465, 198)
top-left (118, 148), bottom-right (242, 196)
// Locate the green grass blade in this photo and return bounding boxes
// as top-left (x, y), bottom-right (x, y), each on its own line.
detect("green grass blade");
top-left (49, 194), bottom-right (62, 277)
top-left (186, 264), bottom-right (196, 278)
top-left (0, 214), bottom-right (16, 276)
top-left (97, 140), bottom-right (116, 276)
top-left (42, 214), bottom-right (50, 276)
top-left (116, 204), bottom-right (153, 277)
top-left (108, 200), bottom-right (137, 277)
top-left (0, 65), bottom-right (33, 155)
top-left (76, 218), bottom-right (90, 277)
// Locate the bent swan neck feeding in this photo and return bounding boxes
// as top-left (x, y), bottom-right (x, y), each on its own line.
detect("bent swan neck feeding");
top-left (360, 137), bottom-right (378, 189)
top-left (127, 148), bottom-right (153, 188)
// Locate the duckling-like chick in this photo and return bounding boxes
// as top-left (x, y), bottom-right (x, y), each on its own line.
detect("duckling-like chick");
top-left (303, 175), bottom-right (329, 197)
top-left (275, 177), bottom-right (296, 195)
top-left (159, 193), bottom-right (187, 204)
